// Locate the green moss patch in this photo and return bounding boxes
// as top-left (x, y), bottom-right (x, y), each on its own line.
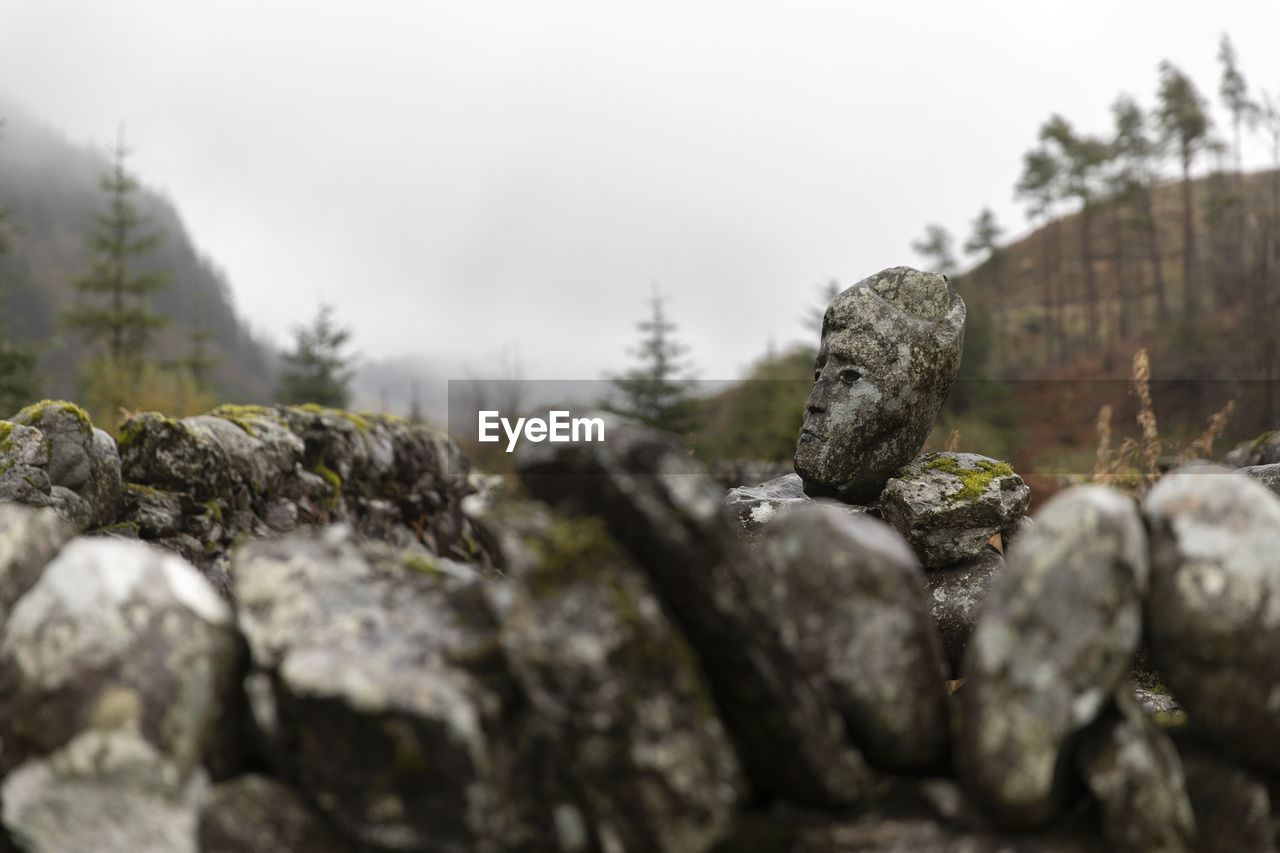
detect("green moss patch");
top-left (16, 400), bottom-right (93, 433)
top-left (210, 404), bottom-right (288, 436)
top-left (295, 403), bottom-right (371, 435)
top-left (922, 454), bottom-right (1014, 502)
top-left (402, 553), bottom-right (441, 576)
top-left (314, 463), bottom-right (343, 510)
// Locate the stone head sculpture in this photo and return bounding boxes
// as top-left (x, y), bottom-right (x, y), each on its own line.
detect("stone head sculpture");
top-left (794, 266), bottom-right (965, 504)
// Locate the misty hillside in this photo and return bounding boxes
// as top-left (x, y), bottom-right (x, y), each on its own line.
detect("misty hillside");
top-left (0, 100), bottom-right (277, 403)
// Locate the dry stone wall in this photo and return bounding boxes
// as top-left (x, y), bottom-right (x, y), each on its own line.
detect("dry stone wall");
top-left (0, 403), bottom-right (1277, 851)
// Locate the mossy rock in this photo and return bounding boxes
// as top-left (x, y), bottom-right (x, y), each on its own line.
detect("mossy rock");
top-left (881, 451), bottom-right (1029, 569)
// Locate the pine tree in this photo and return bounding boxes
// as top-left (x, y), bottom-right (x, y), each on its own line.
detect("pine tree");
top-left (64, 129), bottom-right (170, 370)
top-left (1110, 94), bottom-right (1169, 326)
top-left (1155, 60), bottom-right (1211, 310)
top-left (1217, 34), bottom-right (1258, 177)
top-left (277, 302), bottom-right (356, 408)
top-left (910, 224), bottom-right (958, 274)
top-left (1039, 114), bottom-right (1111, 348)
top-left (0, 119), bottom-right (37, 416)
top-left (608, 291), bottom-right (698, 434)
top-left (176, 286), bottom-right (219, 390)
top-left (962, 206), bottom-right (1007, 363)
top-left (1017, 145), bottom-right (1065, 363)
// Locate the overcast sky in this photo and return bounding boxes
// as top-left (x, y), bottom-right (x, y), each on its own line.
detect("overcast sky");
top-left (2, 1), bottom-right (1277, 384)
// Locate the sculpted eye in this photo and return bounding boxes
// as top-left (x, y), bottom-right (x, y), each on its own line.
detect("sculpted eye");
top-left (839, 368), bottom-right (861, 384)
top-left (813, 359), bottom-right (826, 382)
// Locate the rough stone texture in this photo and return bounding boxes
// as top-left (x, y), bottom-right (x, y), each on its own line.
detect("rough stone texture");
top-left (924, 548), bottom-right (1003, 679)
top-left (1174, 731), bottom-right (1277, 853)
top-left (723, 472), bottom-right (872, 537)
top-left (1133, 685), bottom-right (1182, 716)
top-left (880, 451), bottom-right (1029, 569)
top-left (757, 504), bottom-right (950, 772)
top-left (1224, 430), bottom-right (1280, 468)
top-left (0, 537), bottom-right (240, 780)
top-left (234, 525), bottom-right (527, 851)
top-left (519, 413), bottom-right (880, 807)
top-left (2, 729), bottom-right (207, 853)
top-left (116, 404), bottom-right (486, 578)
top-left (0, 421), bottom-right (53, 510)
top-left (723, 795), bottom-right (1106, 852)
top-left (199, 774), bottom-right (355, 853)
top-left (119, 483), bottom-right (184, 539)
top-left (957, 485), bottom-right (1149, 829)
top-left (793, 266), bottom-right (966, 504)
top-left (1001, 513), bottom-right (1035, 555)
top-left (119, 408), bottom-right (305, 516)
top-left (1143, 464), bottom-right (1280, 772)
top-left (481, 499), bottom-right (744, 852)
top-left (1075, 690), bottom-right (1195, 853)
top-left (1237, 461), bottom-right (1280, 498)
top-left (0, 504), bottom-right (70, 624)
top-left (11, 401), bottom-right (121, 529)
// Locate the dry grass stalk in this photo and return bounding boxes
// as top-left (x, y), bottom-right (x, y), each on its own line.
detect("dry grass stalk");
top-left (1093, 404), bottom-right (1114, 483)
top-left (1178, 400), bottom-right (1236, 463)
top-left (945, 428), bottom-right (961, 453)
top-left (1131, 349), bottom-right (1161, 488)
top-left (1091, 348), bottom-right (1235, 495)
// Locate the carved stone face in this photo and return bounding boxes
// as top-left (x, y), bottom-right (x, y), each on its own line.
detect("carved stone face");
top-left (793, 267), bottom-right (965, 504)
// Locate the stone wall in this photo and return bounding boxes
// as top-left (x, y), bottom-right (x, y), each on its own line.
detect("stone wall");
top-left (0, 403), bottom-right (1277, 851)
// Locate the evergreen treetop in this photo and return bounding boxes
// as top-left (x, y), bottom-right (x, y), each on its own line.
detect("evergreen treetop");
top-left (64, 129), bottom-right (170, 367)
top-left (277, 302), bottom-right (356, 409)
top-left (608, 290), bottom-right (698, 434)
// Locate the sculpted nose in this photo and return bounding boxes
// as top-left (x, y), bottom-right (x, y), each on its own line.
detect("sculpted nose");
top-left (805, 381), bottom-right (830, 415)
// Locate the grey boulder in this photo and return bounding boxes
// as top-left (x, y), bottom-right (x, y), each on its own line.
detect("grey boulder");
top-left (1236, 461), bottom-right (1280, 498)
top-left (723, 472), bottom-right (872, 537)
top-left (0, 537), bottom-right (239, 778)
top-left (924, 548), bottom-right (1003, 678)
top-left (0, 503), bottom-right (71, 624)
top-left (11, 401), bottom-right (121, 529)
top-left (880, 451), bottom-right (1029, 569)
top-left (1144, 464), bottom-right (1280, 772)
top-left (199, 774), bottom-right (355, 853)
top-left (1224, 430), bottom-right (1280, 468)
top-left (482, 500), bottom-right (744, 852)
top-left (757, 504), bottom-right (950, 772)
top-left (1075, 690), bottom-right (1195, 853)
top-left (957, 485), bottom-right (1149, 829)
top-left (2, 729), bottom-right (207, 853)
top-left (233, 525), bottom-right (519, 851)
top-left (519, 413), bottom-right (880, 807)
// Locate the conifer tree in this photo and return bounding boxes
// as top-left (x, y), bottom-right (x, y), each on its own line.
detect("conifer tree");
top-left (1039, 114), bottom-right (1111, 348)
top-left (1110, 94), bottom-right (1169, 326)
top-left (608, 291), bottom-right (698, 434)
top-left (1013, 144), bottom-right (1064, 361)
top-left (1217, 34), bottom-right (1258, 177)
top-left (64, 129), bottom-right (170, 370)
top-left (0, 120), bottom-right (37, 416)
top-left (910, 224), bottom-right (958, 274)
top-left (1156, 60), bottom-right (1211, 308)
top-left (963, 206), bottom-right (1007, 361)
top-left (277, 302), bottom-right (356, 408)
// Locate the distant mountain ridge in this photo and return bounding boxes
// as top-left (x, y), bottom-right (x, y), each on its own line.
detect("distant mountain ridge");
top-left (0, 99), bottom-right (277, 403)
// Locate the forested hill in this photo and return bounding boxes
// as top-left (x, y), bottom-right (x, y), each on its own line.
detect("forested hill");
top-left (0, 100), bottom-right (277, 403)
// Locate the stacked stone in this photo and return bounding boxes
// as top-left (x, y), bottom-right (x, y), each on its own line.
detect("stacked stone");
top-left (726, 268), bottom-right (1030, 675)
